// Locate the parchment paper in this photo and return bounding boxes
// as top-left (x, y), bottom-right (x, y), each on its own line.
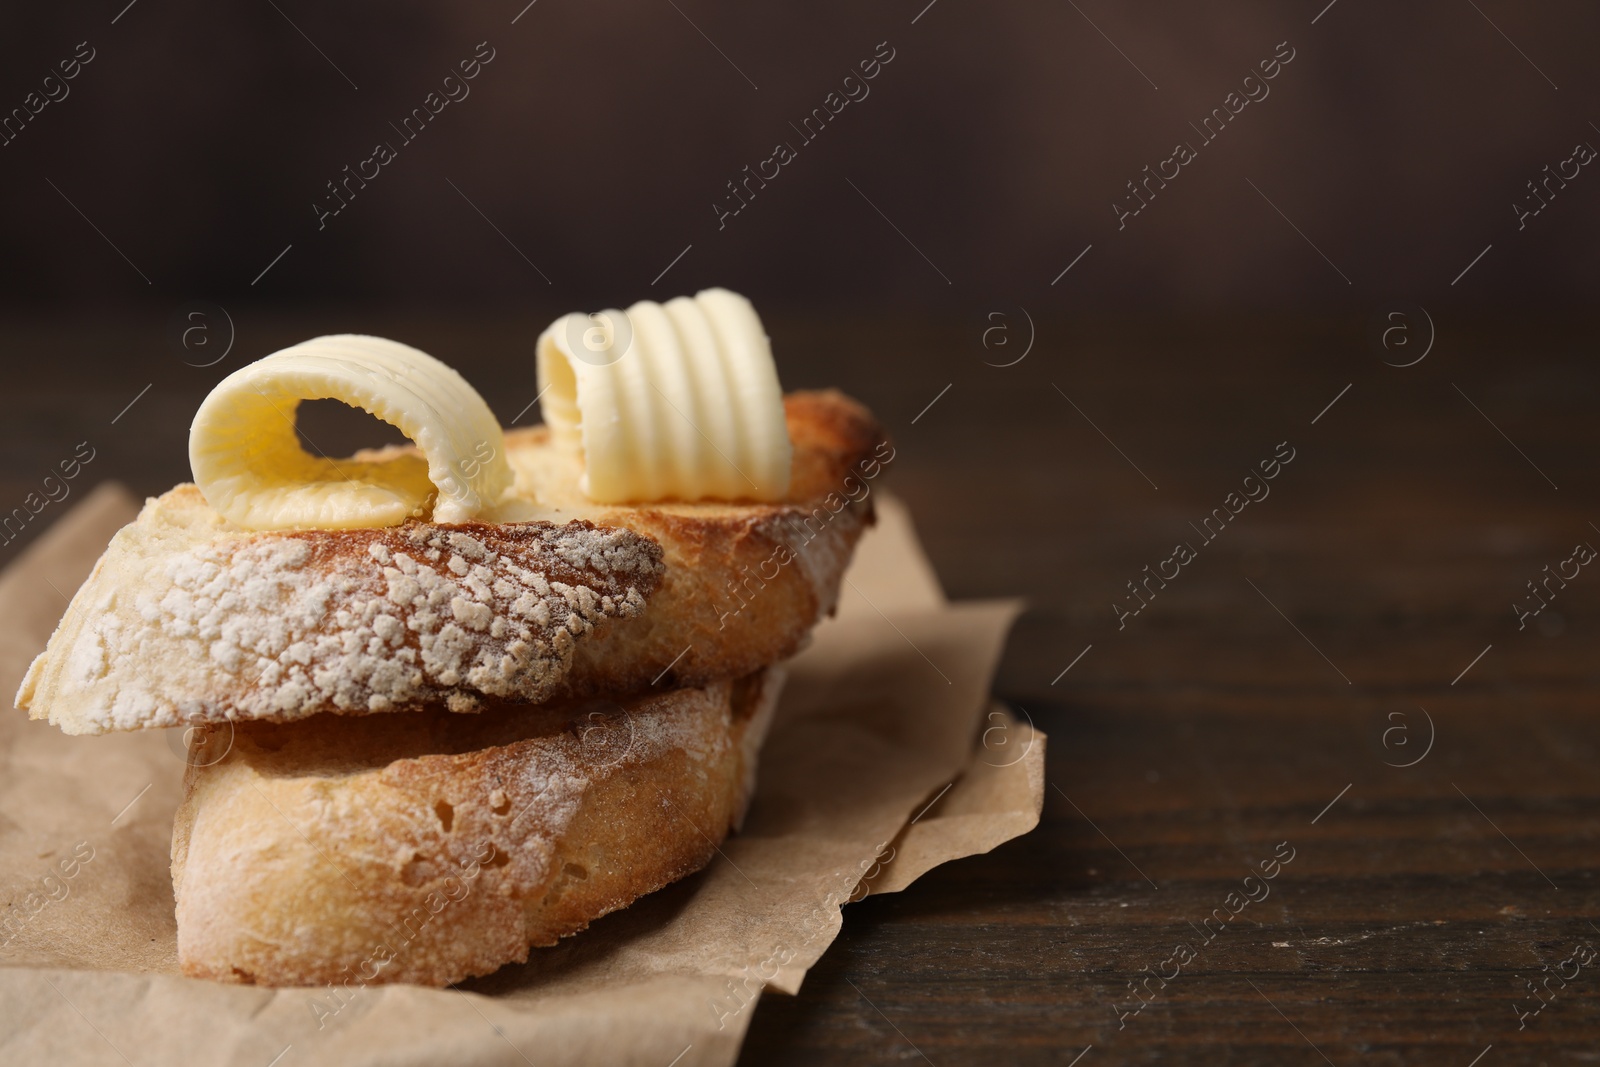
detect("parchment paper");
top-left (0, 484), bottom-right (1045, 1067)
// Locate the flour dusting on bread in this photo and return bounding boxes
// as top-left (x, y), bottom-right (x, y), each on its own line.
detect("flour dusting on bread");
top-left (26, 515), bottom-right (663, 732)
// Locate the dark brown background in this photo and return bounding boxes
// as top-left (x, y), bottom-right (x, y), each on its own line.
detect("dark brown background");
top-left (2, 1), bottom-right (1598, 1064)
top-left (0, 1), bottom-right (1596, 311)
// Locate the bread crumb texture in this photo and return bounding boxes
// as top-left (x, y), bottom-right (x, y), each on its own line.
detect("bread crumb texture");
top-left (172, 671), bottom-right (783, 987)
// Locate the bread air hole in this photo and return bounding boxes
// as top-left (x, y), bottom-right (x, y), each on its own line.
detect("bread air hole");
top-left (401, 852), bottom-right (434, 886)
top-left (544, 861), bottom-right (590, 905)
top-left (434, 799), bottom-right (454, 832)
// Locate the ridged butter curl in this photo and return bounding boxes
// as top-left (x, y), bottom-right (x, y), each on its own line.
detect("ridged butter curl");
top-left (537, 288), bottom-right (792, 504)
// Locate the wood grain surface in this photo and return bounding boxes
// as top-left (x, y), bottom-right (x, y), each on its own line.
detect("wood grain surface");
top-left (3, 312), bottom-right (1595, 1064)
top-left (741, 314), bottom-right (1600, 1065)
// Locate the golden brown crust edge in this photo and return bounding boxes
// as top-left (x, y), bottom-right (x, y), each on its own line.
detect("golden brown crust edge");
top-left (171, 668), bottom-right (783, 988)
top-left (554, 390), bottom-right (893, 697)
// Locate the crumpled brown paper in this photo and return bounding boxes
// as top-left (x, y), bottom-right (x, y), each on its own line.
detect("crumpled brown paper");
top-left (0, 483), bottom-right (1044, 1067)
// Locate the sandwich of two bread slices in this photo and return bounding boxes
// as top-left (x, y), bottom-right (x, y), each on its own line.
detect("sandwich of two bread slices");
top-left (15, 288), bottom-right (890, 987)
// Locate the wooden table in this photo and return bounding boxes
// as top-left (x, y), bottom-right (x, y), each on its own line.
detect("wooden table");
top-left (4, 312), bottom-right (1596, 1064)
top-left (740, 313), bottom-right (1600, 1065)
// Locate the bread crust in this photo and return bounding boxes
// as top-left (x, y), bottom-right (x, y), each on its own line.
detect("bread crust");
top-left (171, 668), bottom-right (783, 988)
top-left (19, 391), bottom-right (886, 734)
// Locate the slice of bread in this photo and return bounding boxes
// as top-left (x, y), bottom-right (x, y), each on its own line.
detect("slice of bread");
top-left (19, 391), bottom-right (887, 733)
top-left (171, 667), bottom-right (783, 988)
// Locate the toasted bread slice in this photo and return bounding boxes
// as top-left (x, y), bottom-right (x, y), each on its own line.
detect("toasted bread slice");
top-left (171, 668), bottom-right (782, 987)
top-left (19, 391), bottom-right (887, 734)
